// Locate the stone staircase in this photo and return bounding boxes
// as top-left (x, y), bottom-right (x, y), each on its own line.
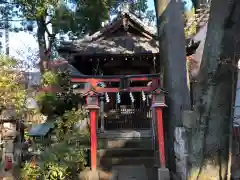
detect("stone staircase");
top-left (97, 129), bottom-right (157, 180)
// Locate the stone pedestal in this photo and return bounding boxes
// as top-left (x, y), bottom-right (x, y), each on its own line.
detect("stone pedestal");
top-left (79, 170), bottom-right (100, 180)
top-left (158, 168), bottom-right (170, 180)
top-left (112, 165), bottom-right (148, 180)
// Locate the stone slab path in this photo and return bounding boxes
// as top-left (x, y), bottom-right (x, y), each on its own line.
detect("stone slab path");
top-left (111, 165), bottom-right (148, 180)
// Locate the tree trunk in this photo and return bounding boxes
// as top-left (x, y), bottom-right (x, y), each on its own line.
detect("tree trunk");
top-left (154, 0), bottom-right (191, 172)
top-left (188, 0), bottom-right (240, 179)
top-left (37, 19), bottom-right (49, 72)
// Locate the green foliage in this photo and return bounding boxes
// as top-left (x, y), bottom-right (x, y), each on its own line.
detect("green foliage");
top-left (44, 162), bottom-right (69, 180)
top-left (184, 8), bottom-right (197, 38)
top-left (72, 0), bottom-right (110, 35)
top-left (36, 69), bottom-right (81, 120)
top-left (11, 0), bottom-right (111, 37)
top-left (13, 0), bottom-right (59, 20)
top-left (42, 71), bottom-right (59, 86)
top-left (36, 92), bottom-right (58, 114)
top-left (36, 70), bottom-right (75, 115)
top-left (145, 10), bottom-right (156, 25)
top-left (55, 108), bottom-right (89, 141)
top-left (22, 68), bottom-right (89, 179)
top-left (129, 0), bottom-right (148, 19)
top-left (0, 55), bottom-right (26, 112)
top-left (8, 0), bottom-right (154, 46)
top-left (21, 162), bottom-right (41, 180)
top-left (21, 108), bottom-right (89, 180)
top-left (41, 69), bottom-right (71, 88)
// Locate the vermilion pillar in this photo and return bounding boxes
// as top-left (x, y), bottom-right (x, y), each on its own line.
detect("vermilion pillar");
top-left (86, 94), bottom-right (100, 171)
top-left (152, 91), bottom-right (167, 168)
top-left (90, 109), bottom-right (98, 170)
top-left (154, 104), bottom-right (166, 167)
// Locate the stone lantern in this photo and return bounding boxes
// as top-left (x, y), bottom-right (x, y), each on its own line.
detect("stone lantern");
top-left (0, 109), bottom-right (19, 169)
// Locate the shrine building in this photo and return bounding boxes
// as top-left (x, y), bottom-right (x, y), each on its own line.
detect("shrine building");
top-left (58, 8), bottom-right (200, 179)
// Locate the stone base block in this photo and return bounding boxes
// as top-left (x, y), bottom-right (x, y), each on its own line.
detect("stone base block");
top-left (176, 161), bottom-right (187, 180)
top-left (158, 168), bottom-right (170, 180)
top-left (112, 165), bottom-right (148, 180)
top-left (79, 169), bottom-right (116, 180)
top-left (79, 170), bottom-right (99, 180)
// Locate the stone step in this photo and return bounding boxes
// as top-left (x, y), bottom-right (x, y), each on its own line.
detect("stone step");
top-left (98, 137), bottom-right (153, 149)
top-left (96, 129), bottom-right (156, 172)
top-left (97, 129), bottom-right (153, 149)
top-left (98, 148), bottom-right (154, 159)
top-left (111, 165), bottom-right (148, 180)
top-left (97, 129), bottom-right (152, 139)
top-left (99, 156), bottom-right (155, 170)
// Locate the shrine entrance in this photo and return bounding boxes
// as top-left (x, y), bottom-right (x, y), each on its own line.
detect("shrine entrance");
top-left (71, 74), bottom-right (160, 132)
top-left (102, 92), bottom-right (152, 130)
top-left (72, 74), bottom-right (167, 172)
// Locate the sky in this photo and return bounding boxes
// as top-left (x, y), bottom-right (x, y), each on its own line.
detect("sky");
top-left (147, 0), bottom-right (154, 10)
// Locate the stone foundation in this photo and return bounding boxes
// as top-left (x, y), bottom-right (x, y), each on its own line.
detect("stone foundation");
top-left (174, 127), bottom-right (188, 180)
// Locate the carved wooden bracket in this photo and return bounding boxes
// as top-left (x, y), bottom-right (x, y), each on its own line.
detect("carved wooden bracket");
top-left (122, 17), bottom-right (129, 31)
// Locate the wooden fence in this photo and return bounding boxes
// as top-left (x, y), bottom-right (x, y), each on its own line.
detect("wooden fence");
top-left (102, 108), bottom-right (152, 130)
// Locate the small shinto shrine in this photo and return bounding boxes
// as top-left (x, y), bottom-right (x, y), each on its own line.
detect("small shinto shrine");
top-left (58, 9), bottom-right (200, 178)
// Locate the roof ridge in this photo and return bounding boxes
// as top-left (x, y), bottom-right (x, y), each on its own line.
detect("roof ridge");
top-left (120, 10), bottom-right (157, 36)
top-left (73, 10), bottom-right (157, 44)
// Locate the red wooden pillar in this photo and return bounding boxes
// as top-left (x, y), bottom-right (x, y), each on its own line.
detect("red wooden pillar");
top-left (155, 104), bottom-right (166, 167)
top-left (152, 91), bottom-right (167, 168)
top-left (86, 93), bottom-right (100, 170)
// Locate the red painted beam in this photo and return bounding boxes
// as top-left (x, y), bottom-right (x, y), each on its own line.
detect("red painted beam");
top-left (94, 87), bottom-right (154, 93)
top-left (128, 87), bottom-right (154, 92)
top-left (71, 78), bottom-right (120, 83)
top-left (77, 86), bottom-right (158, 94)
top-left (129, 77), bottom-right (159, 81)
top-left (40, 78), bottom-right (160, 93)
top-left (71, 73), bottom-right (160, 79)
top-left (71, 77), bottom-right (160, 83)
top-left (39, 86), bottom-right (159, 94)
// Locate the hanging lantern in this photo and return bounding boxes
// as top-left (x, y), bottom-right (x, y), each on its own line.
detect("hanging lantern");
top-left (155, 91), bottom-right (165, 104)
top-left (86, 95), bottom-right (99, 106)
